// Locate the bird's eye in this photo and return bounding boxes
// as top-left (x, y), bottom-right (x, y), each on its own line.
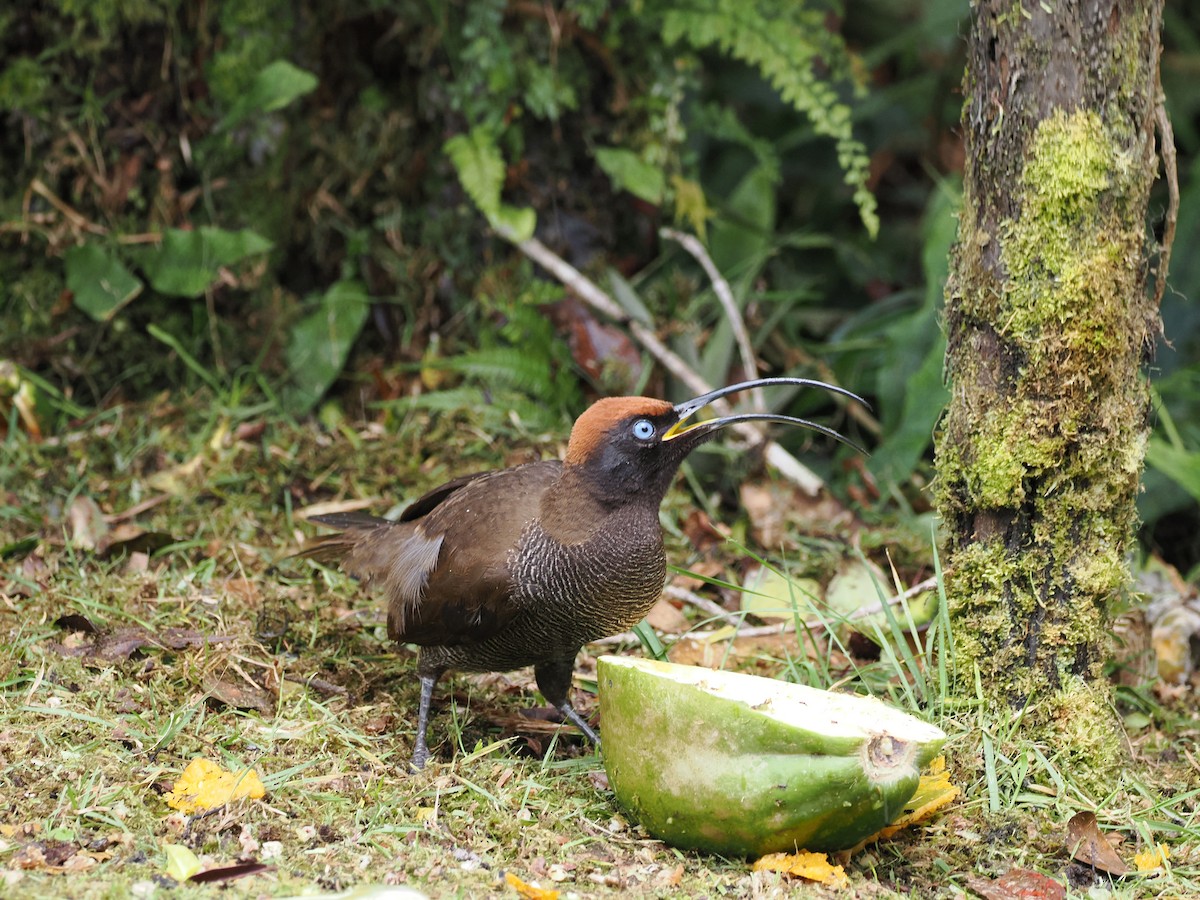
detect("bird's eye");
top-left (631, 418), bottom-right (656, 441)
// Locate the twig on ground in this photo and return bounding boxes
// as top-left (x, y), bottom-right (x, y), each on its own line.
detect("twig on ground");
top-left (663, 584), bottom-right (742, 625)
top-left (591, 575), bottom-right (942, 647)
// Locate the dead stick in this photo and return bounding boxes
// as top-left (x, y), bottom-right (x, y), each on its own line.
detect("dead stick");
top-left (660, 227), bottom-right (764, 413)
top-left (509, 234), bottom-right (826, 495)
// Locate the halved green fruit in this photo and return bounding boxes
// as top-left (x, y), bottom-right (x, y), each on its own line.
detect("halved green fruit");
top-left (598, 656), bottom-right (947, 856)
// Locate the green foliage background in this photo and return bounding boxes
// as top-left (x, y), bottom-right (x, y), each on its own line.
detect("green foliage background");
top-left (2, 0), bottom-right (1197, 569)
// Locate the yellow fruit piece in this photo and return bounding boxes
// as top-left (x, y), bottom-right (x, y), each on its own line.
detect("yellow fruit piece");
top-left (1134, 843), bottom-right (1170, 871)
top-left (504, 871), bottom-right (558, 900)
top-left (754, 851), bottom-right (849, 888)
top-left (164, 758), bottom-right (266, 813)
top-left (873, 756), bottom-right (960, 840)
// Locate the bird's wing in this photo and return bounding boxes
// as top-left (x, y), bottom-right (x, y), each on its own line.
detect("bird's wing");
top-left (391, 460), bottom-right (563, 646)
top-left (397, 471), bottom-right (493, 522)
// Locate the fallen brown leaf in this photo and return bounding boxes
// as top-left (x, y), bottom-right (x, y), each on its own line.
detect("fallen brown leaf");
top-left (544, 296), bottom-right (643, 394)
top-left (680, 509), bottom-right (728, 554)
top-left (55, 613), bottom-right (100, 634)
top-left (644, 597), bottom-right (690, 633)
top-left (99, 524), bottom-right (176, 558)
top-left (739, 481), bottom-right (788, 549)
top-left (1066, 811), bottom-right (1129, 876)
top-left (68, 495), bottom-right (108, 550)
top-left (965, 868), bottom-right (1065, 899)
top-left (189, 861), bottom-right (270, 883)
top-left (203, 674), bottom-right (274, 714)
top-left (50, 622), bottom-right (234, 662)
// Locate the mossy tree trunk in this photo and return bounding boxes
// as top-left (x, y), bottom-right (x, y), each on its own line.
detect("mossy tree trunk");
top-left (935, 0), bottom-right (1163, 782)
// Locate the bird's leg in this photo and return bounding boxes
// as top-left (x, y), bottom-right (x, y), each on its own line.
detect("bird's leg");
top-left (410, 670), bottom-right (442, 771)
top-left (534, 655), bottom-right (601, 749)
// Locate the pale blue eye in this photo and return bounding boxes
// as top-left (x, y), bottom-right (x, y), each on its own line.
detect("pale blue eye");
top-left (631, 419), bottom-right (655, 440)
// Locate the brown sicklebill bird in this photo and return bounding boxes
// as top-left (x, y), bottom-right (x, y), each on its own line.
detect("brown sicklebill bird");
top-left (301, 377), bottom-right (864, 769)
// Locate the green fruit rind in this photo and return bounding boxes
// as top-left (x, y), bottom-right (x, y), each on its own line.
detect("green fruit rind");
top-left (598, 656), bottom-right (947, 856)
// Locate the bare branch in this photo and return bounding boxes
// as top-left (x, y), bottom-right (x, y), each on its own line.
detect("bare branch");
top-left (659, 227), bottom-right (763, 412)
top-left (591, 575), bottom-right (942, 646)
top-left (508, 233), bottom-right (832, 495)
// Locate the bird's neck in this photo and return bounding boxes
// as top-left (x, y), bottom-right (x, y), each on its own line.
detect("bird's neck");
top-left (539, 464), bottom-right (663, 544)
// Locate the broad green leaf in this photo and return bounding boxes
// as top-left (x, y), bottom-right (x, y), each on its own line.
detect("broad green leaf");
top-left (221, 60), bottom-right (318, 129)
top-left (607, 269), bottom-right (654, 327)
top-left (284, 279), bottom-right (370, 414)
top-left (1145, 439), bottom-right (1200, 501)
top-left (594, 146), bottom-right (665, 205)
top-left (740, 565), bottom-right (821, 621)
top-left (64, 243), bottom-right (142, 321)
top-left (141, 227), bottom-right (273, 298)
top-left (709, 163), bottom-right (776, 276)
top-left (491, 203), bottom-right (537, 242)
top-left (164, 843), bottom-right (201, 881)
top-left (697, 164), bottom-right (778, 387)
top-left (868, 182), bottom-right (958, 484)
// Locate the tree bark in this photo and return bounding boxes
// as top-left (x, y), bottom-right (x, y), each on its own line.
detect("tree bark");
top-left (935, 0), bottom-right (1163, 784)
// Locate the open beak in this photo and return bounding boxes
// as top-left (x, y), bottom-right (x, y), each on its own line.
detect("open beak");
top-left (662, 377), bottom-right (868, 453)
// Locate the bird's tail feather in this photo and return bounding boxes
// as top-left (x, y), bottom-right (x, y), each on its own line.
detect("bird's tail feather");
top-left (293, 512), bottom-right (391, 563)
top-left (308, 512), bottom-right (391, 530)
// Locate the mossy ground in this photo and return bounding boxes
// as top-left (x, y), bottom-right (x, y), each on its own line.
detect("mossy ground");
top-left (1, 395), bottom-right (1197, 898)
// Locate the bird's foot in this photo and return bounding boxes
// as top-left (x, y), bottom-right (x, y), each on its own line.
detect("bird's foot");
top-left (409, 742), bottom-right (430, 772)
top-left (557, 702), bottom-right (602, 749)
top-left (410, 734), bottom-right (434, 772)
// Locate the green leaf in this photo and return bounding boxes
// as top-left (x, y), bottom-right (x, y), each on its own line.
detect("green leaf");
top-left (594, 147), bottom-right (665, 205)
top-left (140, 227), bottom-right (273, 298)
top-left (1145, 439), bottom-right (1200, 501)
top-left (444, 127), bottom-right (536, 241)
top-left (283, 279), bottom-right (371, 414)
top-left (221, 60), bottom-right (318, 129)
top-left (868, 182), bottom-right (958, 484)
top-left (699, 164), bottom-right (776, 385)
top-left (491, 204), bottom-right (537, 243)
top-left (631, 620), bottom-right (668, 661)
top-left (164, 843), bottom-right (201, 882)
top-left (64, 243), bottom-right (143, 321)
top-left (607, 269), bottom-right (654, 327)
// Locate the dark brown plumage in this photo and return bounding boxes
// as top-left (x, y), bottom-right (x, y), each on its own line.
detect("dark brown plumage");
top-left (301, 377), bottom-right (863, 769)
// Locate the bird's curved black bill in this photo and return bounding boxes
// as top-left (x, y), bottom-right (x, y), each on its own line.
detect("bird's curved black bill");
top-left (663, 377), bottom-right (868, 454)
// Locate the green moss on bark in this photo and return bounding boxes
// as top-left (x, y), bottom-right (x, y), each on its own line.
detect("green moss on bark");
top-left (935, 0), bottom-right (1163, 791)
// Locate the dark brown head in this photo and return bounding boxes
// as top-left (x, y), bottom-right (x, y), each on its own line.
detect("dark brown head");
top-left (563, 377), bottom-right (865, 505)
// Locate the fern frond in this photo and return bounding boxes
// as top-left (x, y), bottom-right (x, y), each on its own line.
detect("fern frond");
top-left (444, 127), bottom-right (536, 241)
top-left (439, 347), bottom-right (554, 395)
top-left (657, 0), bottom-right (878, 237)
